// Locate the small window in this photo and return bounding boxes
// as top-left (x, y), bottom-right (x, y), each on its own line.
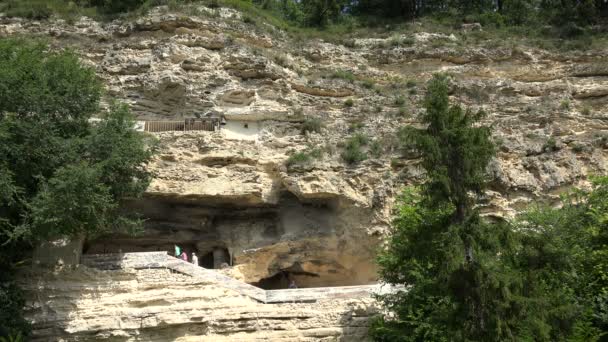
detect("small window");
top-left (244, 123), bottom-right (249, 129)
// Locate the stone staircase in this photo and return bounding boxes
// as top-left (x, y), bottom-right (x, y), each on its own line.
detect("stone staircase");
top-left (82, 252), bottom-right (396, 304)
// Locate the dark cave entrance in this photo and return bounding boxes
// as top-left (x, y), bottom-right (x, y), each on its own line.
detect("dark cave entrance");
top-left (251, 269), bottom-right (320, 290)
top-left (198, 247), bottom-right (230, 269)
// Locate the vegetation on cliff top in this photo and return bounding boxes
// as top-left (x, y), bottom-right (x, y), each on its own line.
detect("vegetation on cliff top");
top-left (0, 39), bottom-right (155, 339)
top-left (1, 0), bottom-right (607, 51)
top-left (371, 75), bottom-right (608, 341)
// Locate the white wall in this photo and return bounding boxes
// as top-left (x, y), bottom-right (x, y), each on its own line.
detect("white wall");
top-left (222, 120), bottom-right (261, 141)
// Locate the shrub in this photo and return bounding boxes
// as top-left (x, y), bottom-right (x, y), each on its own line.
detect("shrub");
top-left (543, 137), bottom-right (558, 152)
top-left (273, 53), bottom-right (290, 68)
top-left (89, 0), bottom-right (146, 14)
top-left (286, 151), bottom-right (311, 167)
top-left (348, 121), bottom-right (364, 132)
top-left (243, 15), bottom-right (256, 25)
top-left (394, 96), bottom-right (406, 106)
top-left (370, 140), bottom-right (383, 157)
top-left (286, 148), bottom-right (323, 168)
top-left (361, 79), bottom-right (375, 89)
top-left (301, 117), bottom-right (323, 134)
top-left (406, 80), bottom-right (417, 88)
top-left (581, 106), bottom-right (592, 116)
top-left (571, 143), bottom-right (586, 153)
top-left (344, 98), bottom-right (354, 107)
top-left (332, 69), bottom-right (356, 82)
top-left (560, 99), bottom-right (571, 110)
top-left (2, 0), bottom-right (52, 19)
top-left (396, 106), bottom-right (408, 117)
top-left (341, 136), bottom-right (367, 164)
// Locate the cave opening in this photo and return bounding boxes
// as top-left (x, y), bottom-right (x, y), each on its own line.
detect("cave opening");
top-left (250, 268), bottom-right (321, 290)
top-left (198, 247), bottom-right (230, 269)
top-left (81, 193), bottom-right (377, 288)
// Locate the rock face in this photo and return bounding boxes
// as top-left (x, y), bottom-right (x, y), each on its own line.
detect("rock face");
top-left (21, 264), bottom-right (379, 341)
top-left (2, 4), bottom-right (607, 341)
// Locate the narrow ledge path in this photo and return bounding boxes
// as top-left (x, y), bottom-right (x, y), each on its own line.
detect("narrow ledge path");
top-left (81, 252), bottom-right (398, 304)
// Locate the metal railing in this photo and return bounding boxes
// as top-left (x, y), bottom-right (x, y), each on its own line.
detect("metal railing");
top-left (144, 118), bottom-right (220, 133)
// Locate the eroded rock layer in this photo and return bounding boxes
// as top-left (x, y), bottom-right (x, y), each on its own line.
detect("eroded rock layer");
top-left (21, 266), bottom-right (378, 341)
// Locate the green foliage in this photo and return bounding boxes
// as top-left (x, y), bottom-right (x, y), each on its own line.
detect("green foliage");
top-left (0, 39), bottom-right (154, 338)
top-left (0, 39), bottom-right (101, 133)
top-left (394, 95), bottom-right (406, 106)
top-left (369, 139), bottom-right (383, 157)
top-left (373, 72), bottom-right (608, 340)
top-left (0, 0), bottom-right (99, 20)
top-left (286, 147), bottom-right (322, 168)
top-left (400, 74), bottom-right (495, 211)
top-left (341, 133), bottom-right (368, 164)
top-left (89, 0), bottom-right (147, 14)
top-left (582, 106), bottom-right (592, 116)
top-left (373, 74), bottom-right (522, 341)
top-left (344, 98), bottom-right (354, 107)
top-left (301, 117), bottom-right (324, 134)
top-left (560, 98), bottom-right (571, 110)
top-left (331, 69), bottom-right (356, 82)
top-left (543, 136), bottom-right (558, 152)
top-left (361, 79), bottom-right (375, 89)
top-left (300, 0), bottom-right (346, 26)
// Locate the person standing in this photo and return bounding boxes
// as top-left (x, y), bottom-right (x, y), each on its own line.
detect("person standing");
top-left (191, 252), bottom-right (198, 266)
top-left (180, 250), bottom-right (188, 262)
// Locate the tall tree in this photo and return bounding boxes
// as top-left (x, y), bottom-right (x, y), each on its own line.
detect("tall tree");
top-left (371, 74), bottom-right (521, 341)
top-left (0, 38), bottom-right (154, 338)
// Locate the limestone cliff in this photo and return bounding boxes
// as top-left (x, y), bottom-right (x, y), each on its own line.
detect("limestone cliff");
top-left (2, 4), bottom-right (607, 341)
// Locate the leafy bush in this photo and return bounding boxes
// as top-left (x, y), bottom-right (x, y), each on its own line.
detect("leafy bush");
top-left (344, 98), bottom-right (354, 107)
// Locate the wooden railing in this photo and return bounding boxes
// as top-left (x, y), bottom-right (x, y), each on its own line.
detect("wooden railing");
top-left (144, 118), bottom-right (219, 133)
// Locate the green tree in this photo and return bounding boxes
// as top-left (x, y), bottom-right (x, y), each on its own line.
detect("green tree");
top-left (511, 179), bottom-right (608, 340)
top-left (0, 38), bottom-right (154, 338)
top-left (300, 0), bottom-right (345, 26)
top-left (372, 73), bottom-right (608, 341)
top-left (371, 74), bottom-right (521, 341)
